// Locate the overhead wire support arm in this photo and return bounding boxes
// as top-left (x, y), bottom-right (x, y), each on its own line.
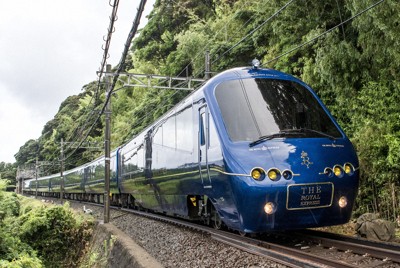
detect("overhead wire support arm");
top-left (123, 74), bottom-right (206, 91)
top-left (98, 72), bottom-right (206, 92)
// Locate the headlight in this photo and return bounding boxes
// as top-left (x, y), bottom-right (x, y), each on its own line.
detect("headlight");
top-left (251, 168), bottom-right (265, 181)
top-left (344, 163), bottom-right (355, 175)
top-left (338, 196), bottom-right (348, 208)
top-left (264, 202), bottom-right (276, 215)
top-left (267, 168), bottom-right (281, 181)
top-left (333, 165), bottom-right (344, 178)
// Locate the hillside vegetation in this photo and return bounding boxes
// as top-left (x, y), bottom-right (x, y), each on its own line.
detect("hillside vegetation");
top-left (15, 0), bottom-right (399, 221)
top-left (0, 180), bottom-right (94, 267)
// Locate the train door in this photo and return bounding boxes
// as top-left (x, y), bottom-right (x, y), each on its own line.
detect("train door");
top-left (198, 105), bottom-right (212, 188)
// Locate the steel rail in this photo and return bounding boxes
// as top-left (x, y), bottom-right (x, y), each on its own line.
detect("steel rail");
top-left (293, 229), bottom-right (400, 263)
top-left (32, 197), bottom-right (399, 267)
top-left (117, 207), bottom-right (360, 268)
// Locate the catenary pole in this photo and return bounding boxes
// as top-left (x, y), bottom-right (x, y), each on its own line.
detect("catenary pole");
top-left (104, 64), bottom-right (112, 223)
top-left (35, 157), bottom-right (38, 199)
top-left (60, 138), bottom-right (64, 204)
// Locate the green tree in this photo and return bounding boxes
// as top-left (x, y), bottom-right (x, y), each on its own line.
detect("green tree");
top-left (14, 0), bottom-right (399, 221)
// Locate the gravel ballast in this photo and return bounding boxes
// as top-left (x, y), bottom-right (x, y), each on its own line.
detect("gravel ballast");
top-left (69, 202), bottom-right (287, 268)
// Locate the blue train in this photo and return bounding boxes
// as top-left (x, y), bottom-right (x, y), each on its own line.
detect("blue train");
top-left (24, 63), bottom-right (359, 233)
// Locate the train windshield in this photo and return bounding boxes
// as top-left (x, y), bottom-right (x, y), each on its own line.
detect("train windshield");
top-left (215, 78), bottom-right (342, 142)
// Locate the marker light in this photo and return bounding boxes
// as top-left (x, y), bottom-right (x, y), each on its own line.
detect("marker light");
top-left (267, 169), bottom-right (281, 181)
top-left (338, 196), bottom-right (348, 208)
top-left (282, 170), bottom-right (293, 180)
top-left (264, 202), bottom-right (276, 215)
top-left (324, 167), bottom-right (334, 178)
top-left (333, 165), bottom-right (344, 178)
top-left (344, 163), bottom-right (355, 175)
top-left (251, 168), bottom-right (265, 181)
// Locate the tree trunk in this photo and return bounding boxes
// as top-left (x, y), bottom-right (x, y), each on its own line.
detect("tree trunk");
top-left (392, 182), bottom-right (397, 221)
top-left (372, 181), bottom-right (379, 214)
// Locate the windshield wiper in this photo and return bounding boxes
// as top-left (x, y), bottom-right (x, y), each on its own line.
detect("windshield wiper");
top-left (249, 128), bottom-right (336, 147)
top-left (249, 130), bottom-right (305, 147)
top-left (297, 128), bottom-right (337, 140)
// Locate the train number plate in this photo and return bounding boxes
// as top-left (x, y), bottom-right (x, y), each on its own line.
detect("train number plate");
top-left (286, 182), bottom-right (334, 210)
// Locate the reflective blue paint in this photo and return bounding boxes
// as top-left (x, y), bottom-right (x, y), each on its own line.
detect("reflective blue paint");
top-left (24, 67), bottom-right (359, 233)
top-left (202, 67), bottom-right (359, 232)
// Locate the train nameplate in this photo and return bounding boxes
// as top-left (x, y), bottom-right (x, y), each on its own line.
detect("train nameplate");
top-left (286, 182), bottom-right (334, 210)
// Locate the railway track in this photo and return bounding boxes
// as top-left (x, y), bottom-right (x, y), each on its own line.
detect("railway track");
top-left (291, 229), bottom-right (400, 264)
top-left (37, 197), bottom-right (400, 267)
top-left (116, 207), bottom-right (400, 268)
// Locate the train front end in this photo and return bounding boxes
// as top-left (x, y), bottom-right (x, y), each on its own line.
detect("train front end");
top-left (206, 66), bottom-right (359, 233)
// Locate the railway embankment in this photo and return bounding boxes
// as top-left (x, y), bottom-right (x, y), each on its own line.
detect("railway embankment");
top-left (83, 222), bottom-right (163, 268)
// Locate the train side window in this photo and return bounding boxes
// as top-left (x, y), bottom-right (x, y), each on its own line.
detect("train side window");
top-left (153, 125), bottom-right (163, 145)
top-left (137, 147), bottom-right (144, 169)
top-left (163, 115), bottom-right (176, 149)
top-left (176, 106), bottom-right (193, 152)
top-left (131, 153), bottom-right (138, 171)
top-left (199, 112), bottom-right (206, 146)
top-left (209, 115), bottom-right (220, 149)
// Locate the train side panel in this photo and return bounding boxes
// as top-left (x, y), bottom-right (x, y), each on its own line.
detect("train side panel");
top-left (119, 95), bottom-right (229, 216)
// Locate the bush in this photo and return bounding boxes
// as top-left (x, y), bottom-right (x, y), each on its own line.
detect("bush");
top-left (0, 192), bottom-right (42, 267)
top-left (15, 202), bottom-right (94, 267)
top-left (0, 194), bottom-right (94, 268)
top-left (0, 252), bottom-right (43, 268)
top-left (0, 192), bottom-right (20, 220)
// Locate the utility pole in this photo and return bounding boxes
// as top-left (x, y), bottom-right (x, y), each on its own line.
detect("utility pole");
top-left (60, 138), bottom-right (64, 204)
top-left (35, 157), bottom-right (38, 199)
top-left (104, 64), bottom-right (112, 223)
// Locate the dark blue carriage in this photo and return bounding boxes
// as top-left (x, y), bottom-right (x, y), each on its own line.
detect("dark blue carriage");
top-left (24, 65), bottom-right (359, 233)
top-left (118, 66), bottom-right (359, 233)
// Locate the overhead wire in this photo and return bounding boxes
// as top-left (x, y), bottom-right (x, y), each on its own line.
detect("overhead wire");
top-left (63, 0), bottom-right (147, 162)
top-left (46, 0), bottom-right (385, 173)
top-left (211, 0), bottom-right (296, 66)
top-left (175, 0), bottom-right (256, 78)
top-left (126, 0), bottom-right (386, 140)
top-left (110, 0), bottom-right (256, 138)
top-left (108, 0), bottom-right (252, 124)
top-left (263, 0), bottom-right (385, 65)
top-left (60, 0), bottom-right (121, 156)
top-left (97, 0), bottom-right (120, 88)
top-left (111, 0), bottom-right (297, 139)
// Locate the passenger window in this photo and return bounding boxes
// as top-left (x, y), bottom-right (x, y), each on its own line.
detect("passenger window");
top-left (153, 125), bottom-right (163, 145)
top-left (176, 106), bottom-right (193, 152)
top-left (199, 112), bottom-right (206, 146)
top-left (163, 115), bottom-right (176, 149)
top-left (209, 115), bottom-right (220, 148)
top-left (137, 148), bottom-right (144, 169)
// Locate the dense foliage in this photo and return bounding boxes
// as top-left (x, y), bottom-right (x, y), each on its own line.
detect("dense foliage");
top-left (15, 0), bottom-right (399, 221)
top-left (0, 182), bottom-right (94, 267)
top-left (0, 162), bottom-right (16, 188)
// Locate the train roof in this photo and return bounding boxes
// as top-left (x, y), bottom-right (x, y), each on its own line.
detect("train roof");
top-left (29, 66), bottom-right (302, 182)
top-left (206, 66), bottom-right (299, 85)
